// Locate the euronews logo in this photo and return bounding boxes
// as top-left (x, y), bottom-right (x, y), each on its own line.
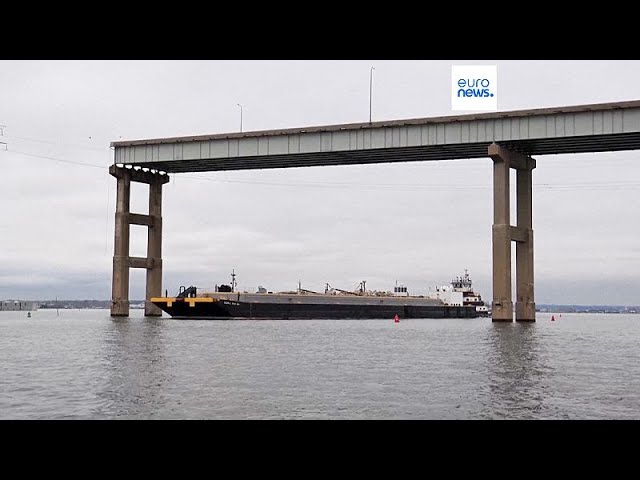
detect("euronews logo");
top-left (457, 78), bottom-right (494, 98)
top-left (451, 65), bottom-right (497, 111)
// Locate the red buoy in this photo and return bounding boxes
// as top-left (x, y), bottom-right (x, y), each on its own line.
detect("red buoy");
top-left (394, 314), bottom-right (400, 323)
top-left (551, 315), bottom-right (555, 321)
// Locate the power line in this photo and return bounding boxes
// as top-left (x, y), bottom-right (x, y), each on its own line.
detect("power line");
top-left (1, 149), bottom-right (108, 169)
top-left (179, 173), bottom-right (640, 192)
top-left (3, 133), bottom-right (110, 153)
top-left (2, 147), bottom-right (639, 192)
top-left (180, 173), bottom-right (488, 190)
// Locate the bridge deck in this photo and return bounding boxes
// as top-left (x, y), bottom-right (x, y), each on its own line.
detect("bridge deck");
top-left (112, 100), bottom-right (640, 173)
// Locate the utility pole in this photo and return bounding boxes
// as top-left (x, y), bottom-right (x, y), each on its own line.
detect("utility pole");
top-left (369, 66), bottom-right (375, 123)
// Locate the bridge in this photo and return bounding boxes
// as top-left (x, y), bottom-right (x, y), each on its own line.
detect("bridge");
top-left (109, 99), bottom-right (640, 321)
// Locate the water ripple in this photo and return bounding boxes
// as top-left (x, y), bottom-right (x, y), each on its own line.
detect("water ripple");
top-left (1, 310), bottom-right (640, 419)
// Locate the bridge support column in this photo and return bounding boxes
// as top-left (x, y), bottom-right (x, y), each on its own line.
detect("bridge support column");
top-left (110, 165), bottom-right (170, 317)
top-left (489, 144), bottom-right (536, 322)
top-left (111, 167), bottom-right (131, 316)
top-left (144, 178), bottom-right (164, 316)
top-left (515, 158), bottom-right (535, 321)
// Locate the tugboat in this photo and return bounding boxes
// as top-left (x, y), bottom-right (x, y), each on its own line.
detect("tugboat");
top-left (428, 270), bottom-right (490, 316)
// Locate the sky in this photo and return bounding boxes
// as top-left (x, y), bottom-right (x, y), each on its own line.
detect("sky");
top-left (1, 60), bottom-right (639, 304)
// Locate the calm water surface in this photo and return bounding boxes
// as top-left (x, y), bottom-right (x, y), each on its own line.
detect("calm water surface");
top-left (1, 309), bottom-right (639, 419)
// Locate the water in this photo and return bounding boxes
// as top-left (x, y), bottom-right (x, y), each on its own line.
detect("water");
top-left (1, 309), bottom-right (639, 419)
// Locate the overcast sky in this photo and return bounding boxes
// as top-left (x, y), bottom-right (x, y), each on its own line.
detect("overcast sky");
top-left (1, 60), bottom-right (639, 304)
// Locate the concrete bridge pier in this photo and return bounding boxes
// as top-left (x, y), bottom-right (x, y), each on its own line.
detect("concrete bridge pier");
top-left (110, 165), bottom-right (170, 317)
top-left (489, 143), bottom-right (536, 322)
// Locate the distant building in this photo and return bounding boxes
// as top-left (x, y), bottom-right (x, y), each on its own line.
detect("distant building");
top-left (0, 300), bottom-right (38, 311)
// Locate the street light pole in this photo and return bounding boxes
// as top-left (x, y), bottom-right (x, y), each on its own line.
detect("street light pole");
top-left (237, 103), bottom-right (243, 132)
top-left (369, 66), bottom-right (375, 124)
